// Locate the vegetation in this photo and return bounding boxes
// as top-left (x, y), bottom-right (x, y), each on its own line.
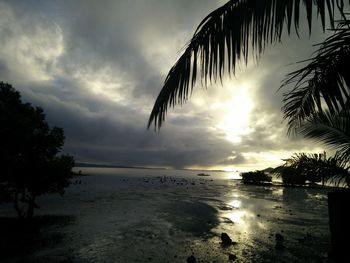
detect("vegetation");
top-left (282, 19), bottom-right (350, 132)
top-left (282, 19), bottom-right (350, 164)
top-left (298, 109), bottom-right (350, 162)
top-left (241, 170), bottom-right (272, 184)
top-left (273, 152), bottom-right (350, 187)
top-left (279, 167), bottom-right (307, 186)
top-left (0, 82), bottom-right (75, 219)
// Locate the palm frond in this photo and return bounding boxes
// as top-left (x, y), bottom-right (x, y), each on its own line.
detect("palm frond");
top-left (149, 0), bottom-right (343, 129)
top-left (299, 109), bottom-right (350, 160)
top-left (282, 19), bottom-right (350, 133)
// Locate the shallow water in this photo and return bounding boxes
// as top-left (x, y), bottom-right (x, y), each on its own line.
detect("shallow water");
top-left (0, 168), bottom-right (332, 262)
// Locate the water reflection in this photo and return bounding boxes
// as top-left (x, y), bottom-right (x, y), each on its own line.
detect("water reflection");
top-left (229, 200), bottom-right (241, 209)
top-left (271, 187), bottom-right (283, 197)
top-left (222, 198), bottom-right (257, 236)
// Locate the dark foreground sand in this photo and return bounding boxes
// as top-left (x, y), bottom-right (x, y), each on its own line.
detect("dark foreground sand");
top-left (0, 173), bottom-right (332, 263)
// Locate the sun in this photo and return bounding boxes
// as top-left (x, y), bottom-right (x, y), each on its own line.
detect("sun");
top-left (215, 83), bottom-right (254, 143)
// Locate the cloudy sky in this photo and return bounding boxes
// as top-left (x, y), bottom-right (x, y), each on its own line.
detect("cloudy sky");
top-left (0, 0), bottom-right (334, 171)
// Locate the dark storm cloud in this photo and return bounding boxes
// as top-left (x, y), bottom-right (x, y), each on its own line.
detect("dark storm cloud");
top-left (19, 78), bottom-right (234, 168)
top-left (0, 0), bottom-right (336, 169)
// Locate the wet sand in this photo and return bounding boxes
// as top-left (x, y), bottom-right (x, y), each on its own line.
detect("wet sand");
top-left (0, 174), bottom-right (331, 262)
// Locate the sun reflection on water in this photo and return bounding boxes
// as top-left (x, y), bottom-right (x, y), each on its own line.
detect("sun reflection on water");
top-left (226, 210), bottom-right (246, 223)
top-left (223, 199), bottom-right (256, 236)
top-left (229, 200), bottom-right (241, 209)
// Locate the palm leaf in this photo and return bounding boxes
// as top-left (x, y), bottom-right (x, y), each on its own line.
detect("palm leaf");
top-left (148, 0), bottom-right (343, 129)
top-left (282, 19), bottom-right (350, 133)
top-left (299, 109), bottom-right (350, 160)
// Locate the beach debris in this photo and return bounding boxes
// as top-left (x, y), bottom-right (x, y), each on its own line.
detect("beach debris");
top-left (187, 255), bottom-right (196, 263)
top-left (275, 233), bottom-right (285, 250)
top-left (228, 253), bottom-right (237, 261)
top-left (221, 233), bottom-right (233, 245)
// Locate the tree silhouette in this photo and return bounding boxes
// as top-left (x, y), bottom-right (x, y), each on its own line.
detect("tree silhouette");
top-left (0, 82), bottom-right (75, 218)
top-left (148, 0), bottom-right (348, 129)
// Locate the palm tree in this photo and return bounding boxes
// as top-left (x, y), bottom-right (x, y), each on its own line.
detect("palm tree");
top-left (148, 0), bottom-right (348, 129)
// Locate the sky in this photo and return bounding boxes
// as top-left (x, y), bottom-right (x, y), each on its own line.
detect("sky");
top-left (0, 0), bottom-right (334, 171)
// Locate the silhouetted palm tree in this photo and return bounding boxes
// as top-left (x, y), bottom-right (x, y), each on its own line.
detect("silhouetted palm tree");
top-left (148, 0), bottom-right (348, 129)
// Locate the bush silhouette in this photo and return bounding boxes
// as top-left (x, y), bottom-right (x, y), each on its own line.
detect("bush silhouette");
top-left (279, 167), bottom-right (307, 186)
top-left (241, 170), bottom-right (271, 184)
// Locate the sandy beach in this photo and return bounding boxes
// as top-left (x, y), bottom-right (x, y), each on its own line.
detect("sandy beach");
top-left (0, 168), bottom-right (331, 263)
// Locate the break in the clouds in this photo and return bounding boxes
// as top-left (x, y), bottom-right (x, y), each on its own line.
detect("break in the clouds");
top-left (0, 0), bottom-right (334, 170)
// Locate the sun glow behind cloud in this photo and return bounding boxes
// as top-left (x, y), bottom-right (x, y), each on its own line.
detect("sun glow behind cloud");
top-left (213, 82), bottom-right (254, 143)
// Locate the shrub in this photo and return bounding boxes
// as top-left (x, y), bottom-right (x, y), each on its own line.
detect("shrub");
top-left (241, 170), bottom-right (272, 184)
top-left (279, 167), bottom-right (307, 186)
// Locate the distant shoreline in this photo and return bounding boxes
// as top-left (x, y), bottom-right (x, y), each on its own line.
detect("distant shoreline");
top-left (74, 163), bottom-right (226, 173)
